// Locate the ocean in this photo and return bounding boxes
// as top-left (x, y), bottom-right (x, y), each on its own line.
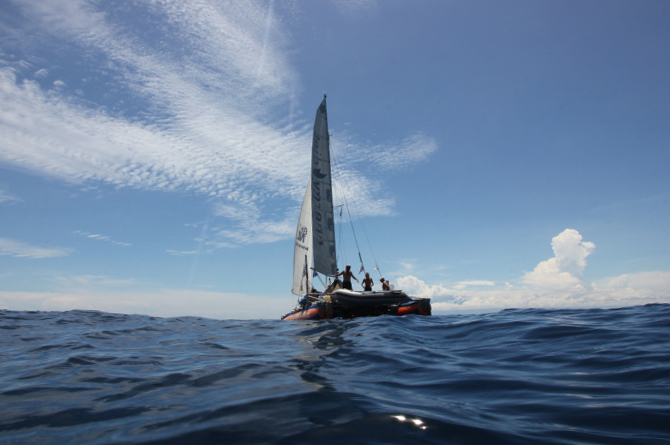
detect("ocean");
top-left (1, 304), bottom-right (669, 444)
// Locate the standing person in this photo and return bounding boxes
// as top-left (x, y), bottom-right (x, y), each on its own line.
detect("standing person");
top-left (334, 265), bottom-right (358, 290)
top-left (379, 277), bottom-right (390, 291)
top-left (362, 272), bottom-right (374, 292)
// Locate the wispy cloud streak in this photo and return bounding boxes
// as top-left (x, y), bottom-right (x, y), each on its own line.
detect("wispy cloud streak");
top-left (0, 0), bottom-right (437, 247)
top-left (74, 231), bottom-right (131, 247)
top-left (0, 238), bottom-right (74, 259)
top-left (0, 189), bottom-right (20, 203)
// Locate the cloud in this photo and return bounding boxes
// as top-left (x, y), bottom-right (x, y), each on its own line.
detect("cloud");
top-left (331, 167), bottom-right (396, 218)
top-left (395, 229), bottom-right (670, 312)
top-left (454, 280), bottom-right (495, 290)
top-left (53, 274), bottom-right (137, 288)
top-left (0, 1), bottom-right (437, 248)
top-left (324, 131), bottom-right (436, 221)
top-left (0, 189), bottom-right (20, 203)
top-left (522, 228), bottom-right (595, 290)
top-left (330, 0), bottom-right (378, 16)
top-left (166, 250), bottom-right (201, 256)
top-left (0, 66), bottom-right (307, 202)
top-left (395, 274), bottom-right (454, 300)
top-left (368, 133), bottom-right (438, 171)
top-left (595, 271), bottom-right (670, 296)
top-left (332, 131), bottom-right (438, 173)
top-left (0, 269), bottom-right (288, 318)
top-left (0, 237), bottom-right (74, 259)
top-left (74, 230), bottom-right (131, 247)
top-left (210, 201), bottom-right (295, 246)
top-left (0, 1), bottom-right (306, 201)
top-left (0, 288), bottom-right (287, 319)
top-left (399, 272), bottom-right (670, 313)
top-left (34, 68), bottom-right (49, 78)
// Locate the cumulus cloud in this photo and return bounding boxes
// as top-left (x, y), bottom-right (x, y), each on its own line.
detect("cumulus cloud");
top-left (595, 271), bottom-right (670, 296)
top-left (395, 229), bottom-right (670, 312)
top-left (0, 238), bottom-right (74, 259)
top-left (396, 274), bottom-right (453, 300)
top-left (522, 229), bottom-right (595, 290)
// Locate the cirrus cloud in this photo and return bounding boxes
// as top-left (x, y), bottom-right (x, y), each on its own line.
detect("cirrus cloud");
top-left (0, 0), bottom-right (437, 249)
top-left (0, 189), bottom-right (21, 203)
top-left (0, 237), bottom-right (74, 259)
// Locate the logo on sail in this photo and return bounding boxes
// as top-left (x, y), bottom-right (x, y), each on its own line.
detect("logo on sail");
top-left (296, 226), bottom-right (308, 243)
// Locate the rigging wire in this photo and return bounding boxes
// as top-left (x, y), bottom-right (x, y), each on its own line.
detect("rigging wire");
top-left (347, 195), bottom-right (384, 278)
top-left (334, 204), bottom-right (347, 269)
top-left (329, 136), bottom-right (350, 271)
top-left (313, 271), bottom-right (326, 289)
top-left (329, 133), bottom-right (382, 276)
top-left (329, 135), bottom-right (364, 273)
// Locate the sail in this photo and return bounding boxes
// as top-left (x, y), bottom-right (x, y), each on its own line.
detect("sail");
top-left (292, 178), bottom-right (313, 296)
top-left (311, 96), bottom-right (338, 276)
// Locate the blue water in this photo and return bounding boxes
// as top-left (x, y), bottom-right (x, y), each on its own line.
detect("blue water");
top-left (1, 304), bottom-right (670, 444)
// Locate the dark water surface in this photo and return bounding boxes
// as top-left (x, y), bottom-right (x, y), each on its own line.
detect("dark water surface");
top-left (1, 304), bottom-right (670, 444)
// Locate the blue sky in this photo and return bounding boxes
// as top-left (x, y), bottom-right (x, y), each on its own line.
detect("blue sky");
top-left (1, 0), bottom-right (669, 319)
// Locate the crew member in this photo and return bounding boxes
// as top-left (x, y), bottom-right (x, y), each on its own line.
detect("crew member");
top-left (333, 265), bottom-right (358, 290)
top-left (362, 272), bottom-right (374, 292)
top-left (380, 277), bottom-right (390, 291)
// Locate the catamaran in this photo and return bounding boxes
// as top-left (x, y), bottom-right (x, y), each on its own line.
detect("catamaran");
top-left (282, 96), bottom-right (431, 320)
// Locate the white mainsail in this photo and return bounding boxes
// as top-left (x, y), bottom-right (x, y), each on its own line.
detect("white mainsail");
top-left (310, 96), bottom-right (338, 276)
top-left (292, 178), bottom-right (313, 296)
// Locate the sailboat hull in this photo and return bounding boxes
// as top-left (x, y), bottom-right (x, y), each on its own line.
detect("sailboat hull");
top-left (281, 290), bottom-right (431, 321)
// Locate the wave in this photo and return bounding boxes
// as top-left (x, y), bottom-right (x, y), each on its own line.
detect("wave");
top-left (1, 304), bottom-right (670, 443)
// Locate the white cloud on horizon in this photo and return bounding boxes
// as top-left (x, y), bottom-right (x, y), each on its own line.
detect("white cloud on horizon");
top-left (398, 271), bottom-right (670, 313)
top-left (396, 229), bottom-right (670, 312)
top-left (2, 228), bottom-right (668, 319)
top-left (0, 288), bottom-right (287, 319)
top-left (53, 274), bottom-right (137, 288)
top-left (0, 237), bottom-right (74, 259)
top-left (454, 280), bottom-right (496, 290)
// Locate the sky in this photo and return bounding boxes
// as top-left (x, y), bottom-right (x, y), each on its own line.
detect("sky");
top-left (1, 0), bottom-right (669, 319)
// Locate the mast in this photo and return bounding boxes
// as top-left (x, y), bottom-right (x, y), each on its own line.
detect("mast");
top-left (311, 95), bottom-right (337, 276)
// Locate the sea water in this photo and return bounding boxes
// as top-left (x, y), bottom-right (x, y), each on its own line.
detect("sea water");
top-left (1, 304), bottom-right (670, 444)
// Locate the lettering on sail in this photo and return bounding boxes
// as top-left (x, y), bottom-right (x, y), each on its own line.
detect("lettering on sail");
top-left (312, 132), bottom-right (326, 247)
top-left (312, 180), bottom-right (324, 246)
